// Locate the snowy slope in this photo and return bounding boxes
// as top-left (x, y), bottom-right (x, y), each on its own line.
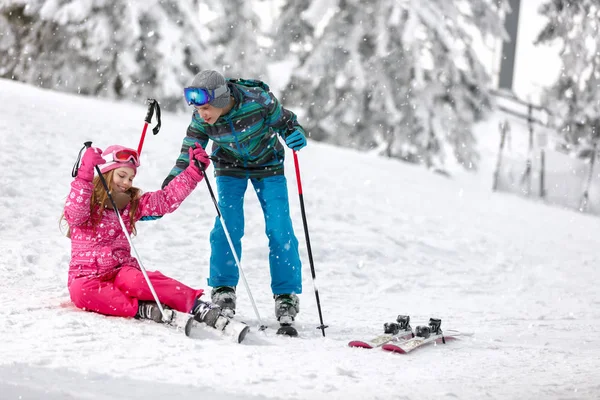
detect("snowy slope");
top-left (1, 79), bottom-right (599, 400)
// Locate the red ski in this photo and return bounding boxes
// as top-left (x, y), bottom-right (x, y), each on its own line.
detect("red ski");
top-left (382, 318), bottom-right (466, 354)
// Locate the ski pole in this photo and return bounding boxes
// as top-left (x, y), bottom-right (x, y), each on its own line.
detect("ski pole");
top-left (193, 157), bottom-right (267, 331)
top-left (292, 150), bottom-right (328, 337)
top-left (77, 141), bottom-right (169, 321)
top-left (137, 99), bottom-right (161, 155)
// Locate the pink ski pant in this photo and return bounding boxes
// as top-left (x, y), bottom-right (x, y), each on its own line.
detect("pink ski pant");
top-left (69, 266), bottom-right (204, 317)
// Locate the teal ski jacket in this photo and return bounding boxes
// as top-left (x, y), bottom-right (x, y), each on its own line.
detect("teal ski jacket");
top-left (163, 79), bottom-right (305, 186)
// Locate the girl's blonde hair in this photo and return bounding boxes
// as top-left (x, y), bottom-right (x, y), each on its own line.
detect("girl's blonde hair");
top-left (60, 169), bottom-right (142, 237)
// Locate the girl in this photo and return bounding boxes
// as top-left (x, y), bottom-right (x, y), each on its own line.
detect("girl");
top-left (62, 144), bottom-right (221, 327)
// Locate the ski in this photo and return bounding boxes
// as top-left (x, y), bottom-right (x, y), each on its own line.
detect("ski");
top-left (381, 318), bottom-right (463, 354)
top-left (167, 309), bottom-right (250, 343)
top-left (349, 315), bottom-right (414, 349)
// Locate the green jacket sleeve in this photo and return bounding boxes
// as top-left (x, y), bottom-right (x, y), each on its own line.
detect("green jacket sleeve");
top-left (264, 90), bottom-right (306, 139)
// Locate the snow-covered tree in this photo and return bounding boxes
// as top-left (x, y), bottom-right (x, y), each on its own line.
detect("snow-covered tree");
top-left (0, 0), bottom-right (210, 110)
top-left (198, 0), bottom-right (268, 79)
top-left (536, 0), bottom-right (600, 149)
top-left (268, 0), bottom-right (313, 61)
top-left (273, 0), bottom-right (508, 171)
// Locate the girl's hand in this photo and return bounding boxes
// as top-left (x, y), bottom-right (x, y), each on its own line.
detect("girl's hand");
top-left (189, 145), bottom-right (211, 171)
top-left (78, 147), bottom-right (106, 181)
top-left (186, 145), bottom-right (211, 181)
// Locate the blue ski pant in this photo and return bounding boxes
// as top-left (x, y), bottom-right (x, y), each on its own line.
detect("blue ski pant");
top-left (207, 175), bottom-right (302, 295)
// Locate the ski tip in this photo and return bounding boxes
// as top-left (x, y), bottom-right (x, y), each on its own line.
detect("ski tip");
top-left (276, 325), bottom-right (298, 337)
top-left (381, 344), bottom-right (407, 354)
top-left (348, 341), bottom-right (373, 349)
top-left (184, 317), bottom-right (195, 337)
top-left (238, 325), bottom-right (250, 343)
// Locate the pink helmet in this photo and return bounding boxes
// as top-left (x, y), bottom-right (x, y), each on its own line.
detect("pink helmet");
top-left (99, 145), bottom-right (140, 174)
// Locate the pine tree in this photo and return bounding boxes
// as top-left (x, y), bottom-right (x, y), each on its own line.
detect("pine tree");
top-left (0, 0), bottom-right (210, 110)
top-left (269, 0), bottom-right (313, 61)
top-left (536, 0), bottom-right (600, 148)
top-left (272, 0), bottom-right (507, 171)
top-left (200, 0), bottom-right (267, 79)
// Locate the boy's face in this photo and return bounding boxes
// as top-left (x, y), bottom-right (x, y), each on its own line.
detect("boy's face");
top-left (111, 167), bottom-right (136, 193)
top-left (194, 104), bottom-right (222, 125)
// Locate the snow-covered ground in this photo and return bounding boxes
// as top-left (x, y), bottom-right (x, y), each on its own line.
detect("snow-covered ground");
top-left (1, 79), bottom-right (599, 400)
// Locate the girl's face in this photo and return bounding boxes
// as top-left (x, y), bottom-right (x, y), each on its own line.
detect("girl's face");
top-left (194, 104), bottom-right (222, 125)
top-left (111, 167), bottom-right (136, 193)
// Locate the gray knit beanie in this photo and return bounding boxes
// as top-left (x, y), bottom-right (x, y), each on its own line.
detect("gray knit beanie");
top-left (189, 70), bottom-right (231, 108)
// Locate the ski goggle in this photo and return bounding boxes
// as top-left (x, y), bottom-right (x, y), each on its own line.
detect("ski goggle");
top-left (105, 148), bottom-right (140, 167)
top-left (183, 85), bottom-right (228, 107)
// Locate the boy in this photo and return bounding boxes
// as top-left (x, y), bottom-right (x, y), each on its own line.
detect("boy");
top-left (163, 70), bottom-right (307, 326)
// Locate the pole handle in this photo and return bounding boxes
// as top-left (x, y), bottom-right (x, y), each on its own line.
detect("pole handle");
top-left (72, 141), bottom-right (93, 177)
top-left (144, 99), bottom-right (156, 124)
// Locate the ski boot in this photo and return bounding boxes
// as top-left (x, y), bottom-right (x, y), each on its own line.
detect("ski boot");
top-left (210, 286), bottom-right (236, 318)
top-left (136, 301), bottom-right (173, 323)
top-left (275, 294), bottom-right (299, 337)
top-left (191, 299), bottom-right (223, 328)
top-left (187, 299), bottom-right (249, 342)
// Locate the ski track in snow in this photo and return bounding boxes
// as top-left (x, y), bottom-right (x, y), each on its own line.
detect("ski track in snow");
top-left (1, 79), bottom-right (599, 399)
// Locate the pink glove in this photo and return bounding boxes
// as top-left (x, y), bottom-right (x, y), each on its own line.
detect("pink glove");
top-left (78, 147), bottom-right (106, 182)
top-left (186, 145), bottom-right (211, 181)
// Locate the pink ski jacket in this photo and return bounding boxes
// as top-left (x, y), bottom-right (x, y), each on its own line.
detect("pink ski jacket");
top-left (63, 169), bottom-right (200, 285)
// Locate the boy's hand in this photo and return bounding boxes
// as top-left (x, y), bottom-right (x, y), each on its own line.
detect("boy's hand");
top-left (285, 129), bottom-right (307, 151)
